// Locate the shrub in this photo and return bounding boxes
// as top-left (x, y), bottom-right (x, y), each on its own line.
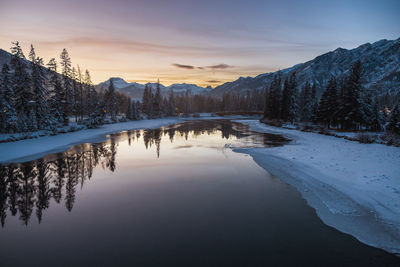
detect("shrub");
top-left (381, 132), bottom-right (400, 147)
top-left (356, 132), bottom-right (376, 144)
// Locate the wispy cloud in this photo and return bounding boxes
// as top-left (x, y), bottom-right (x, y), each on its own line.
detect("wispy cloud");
top-left (206, 64), bottom-right (234, 69)
top-left (172, 63), bottom-right (194, 69)
top-left (206, 80), bottom-right (221, 83)
top-left (171, 63), bottom-right (235, 71)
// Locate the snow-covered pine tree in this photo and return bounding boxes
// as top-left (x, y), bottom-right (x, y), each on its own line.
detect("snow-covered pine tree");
top-left (311, 83), bottom-right (318, 122)
top-left (281, 77), bottom-right (290, 121)
top-left (146, 86), bottom-right (154, 118)
top-left (30, 54), bottom-right (51, 130)
top-left (85, 81), bottom-right (105, 128)
top-left (340, 61), bottom-right (365, 130)
top-left (281, 73), bottom-right (297, 123)
top-left (60, 48), bottom-right (72, 125)
top-left (141, 85), bottom-right (149, 115)
top-left (104, 79), bottom-right (117, 121)
top-left (28, 44), bottom-right (36, 62)
top-left (47, 58), bottom-right (64, 125)
top-left (168, 89), bottom-right (176, 116)
top-left (153, 80), bottom-right (161, 118)
top-left (361, 91), bottom-right (382, 131)
top-left (134, 101), bottom-right (141, 120)
top-left (0, 64), bottom-right (18, 133)
top-left (287, 72), bottom-right (298, 123)
top-left (10, 41), bottom-right (31, 132)
top-left (77, 65), bottom-right (84, 122)
top-left (84, 69), bottom-right (93, 118)
top-left (141, 84), bottom-right (153, 118)
top-left (71, 67), bottom-right (80, 122)
top-left (299, 81), bottom-right (312, 122)
top-left (126, 98), bottom-right (133, 120)
top-left (184, 90), bottom-right (191, 115)
top-left (317, 77), bottom-right (338, 127)
top-left (264, 74), bottom-right (281, 120)
top-left (387, 104), bottom-right (400, 135)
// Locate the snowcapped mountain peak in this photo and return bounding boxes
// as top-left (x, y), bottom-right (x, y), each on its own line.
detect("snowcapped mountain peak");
top-left (98, 77), bottom-right (130, 89)
top-left (211, 37), bottom-right (400, 97)
top-left (96, 78), bottom-right (211, 100)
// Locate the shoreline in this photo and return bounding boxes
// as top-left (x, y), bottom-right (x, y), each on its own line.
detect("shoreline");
top-left (234, 119), bottom-right (400, 255)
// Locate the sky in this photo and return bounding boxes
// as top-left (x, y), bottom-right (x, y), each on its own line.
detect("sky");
top-left (0, 0), bottom-right (399, 87)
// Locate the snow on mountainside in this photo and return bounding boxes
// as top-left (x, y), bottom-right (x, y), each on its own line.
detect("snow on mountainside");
top-left (211, 38), bottom-right (400, 97)
top-left (97, 78), bottom-right (211, 100)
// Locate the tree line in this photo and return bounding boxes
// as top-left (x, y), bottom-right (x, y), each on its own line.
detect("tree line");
top-left (264, 61), bottom-right (400, 133)
top-left (1, 42), bottom-right (398, 135)
top-left (0, 42), bottom-right (139, 134)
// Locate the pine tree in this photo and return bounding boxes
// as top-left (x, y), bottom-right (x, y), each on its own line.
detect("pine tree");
top-left (311, 83), bottom-right (318, 122)
top-left (10, 41), bottom-right (31, 132)
top-left (28, 44), bottom-right (36, 62)
top-left (287, 72), bottom-right (298, 123)
top-left (317, 77), bottom-right (338, 127)
top-left (60, 48), bottom-right (72, 125)
top-left (361, 92), bottom-right (382, 131)
top-left (141, 85), bottom-right (148, 115)
top-left (142, 85), bottom-right (153, 118)
top-left (105, 79), bottom-right (117, 121)
top-left (387, 104), bottom-right (400, 135)
top-left (299, 81), bottom-right (312, 122)
top-left (184, 90), bottom-right (191, 114)
top-left (85, 85), bottom-right (105, 128)
top-left (0, 64), bottom-right (18, 133)
top-left (71, 67), bottom-right (79, 122)
top-left (264, 74), bottom-right (281, 120)
top-left (83, 70), bottom-right (104, 127)
top-left (153, 80), bottom-right (161, 118)
top-left (281, 73), bottom-right (297, 123)
top-left (84, 70), bottom-right (93, 118)
top-left (31, 55), bottom-right (50, 129)
top-left (77, 65), bottom-right (84, 122)
top-left (168, 90), bottom-right (176, 116)
top-left (126, 98), bottom-right (133, 120)
top-left (134, 101), bottom-right (141, 120)
top-left (340, 61), bottom-right (364, 130)
top-left (47, 58), bottom-right (64, 125)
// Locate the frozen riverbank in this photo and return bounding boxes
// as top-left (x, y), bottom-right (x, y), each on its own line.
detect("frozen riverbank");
top-left (0, 118), bottom-right (184, 163)
top-left (234, 120), bottom-right (400, 255)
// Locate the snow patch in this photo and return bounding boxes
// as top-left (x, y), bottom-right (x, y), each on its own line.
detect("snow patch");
top-left (234, 120), bottom-right (400, 255)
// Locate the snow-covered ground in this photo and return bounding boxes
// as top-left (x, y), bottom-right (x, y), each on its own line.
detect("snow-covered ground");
top-left (234, 120), bottom-right (400, 255)
top-left (0, 118), bottom-right (185, 163)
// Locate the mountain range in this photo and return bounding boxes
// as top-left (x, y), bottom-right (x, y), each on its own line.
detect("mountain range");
top-left (96, 78), bottom-right (212, 99)
top-left (210, 38), bottom-right (400, 97)
top-left (1, 37), bottom-right (399, 100)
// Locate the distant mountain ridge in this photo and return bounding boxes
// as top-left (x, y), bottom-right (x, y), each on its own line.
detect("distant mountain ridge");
top-left (97, 77), bottom-right (212, 99)
top-left (2, 37), bottom-right (399, 100)
top-left (210, 38), bottom-right (400, 97)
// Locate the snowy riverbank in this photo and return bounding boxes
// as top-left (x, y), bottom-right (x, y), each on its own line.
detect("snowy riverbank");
top-left (0, 114), bottom-right (262, 163)
top-left (0, 118), bottom-right (186, 163)
top-left (1, 116), bottom-right (398, 254)
top-left (234, 120), bottom-right (400, 255)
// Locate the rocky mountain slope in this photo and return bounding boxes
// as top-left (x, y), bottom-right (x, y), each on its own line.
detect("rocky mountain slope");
top-left (211, 38), bottom-right (400, 97)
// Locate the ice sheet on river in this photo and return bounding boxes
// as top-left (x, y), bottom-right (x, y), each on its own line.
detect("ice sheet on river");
top-left (235, 120), bottom-right (400, 255)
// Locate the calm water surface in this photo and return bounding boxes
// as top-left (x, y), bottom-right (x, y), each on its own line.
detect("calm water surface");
top-left (0, 120), bottom-right (399, 266)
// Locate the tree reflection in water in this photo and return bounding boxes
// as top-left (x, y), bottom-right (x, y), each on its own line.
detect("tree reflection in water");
top-left (0, 120), bottom-right (288, 226)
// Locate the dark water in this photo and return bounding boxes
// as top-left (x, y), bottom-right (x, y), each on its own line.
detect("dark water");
top-left (0, 120), bottom-right (398, 267)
